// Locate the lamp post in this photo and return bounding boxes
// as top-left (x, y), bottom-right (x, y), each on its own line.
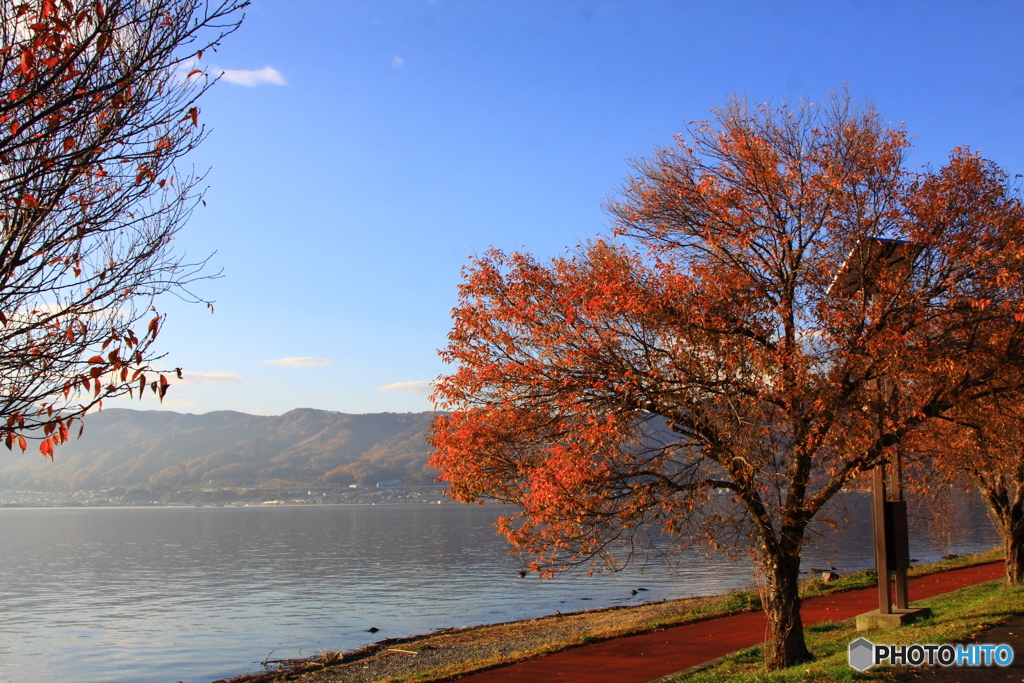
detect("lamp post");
top-left (829, 237), bottom-right (931, 629)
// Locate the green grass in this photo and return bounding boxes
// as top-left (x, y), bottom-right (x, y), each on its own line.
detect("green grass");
top-left (694, 549), bottom-right (1005, 618)
top-left (797, 548), bottom-right (1003, 600)
top-left (665, 575), bottom-right (1024, 682)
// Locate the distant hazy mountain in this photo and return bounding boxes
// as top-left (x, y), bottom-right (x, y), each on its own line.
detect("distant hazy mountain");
top-left (0, 408), bottom-right (438, 491)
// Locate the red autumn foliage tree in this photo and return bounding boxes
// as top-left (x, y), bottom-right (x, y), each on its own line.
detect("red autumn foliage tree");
top-left (904, 152), bottom-right (1024, 587)
top-left (0, 0), bottom-right (245, 456)
top-left (430, 94), bottom-right (1024, 669)
top-left (908, 395), bottom-right (1024, 585)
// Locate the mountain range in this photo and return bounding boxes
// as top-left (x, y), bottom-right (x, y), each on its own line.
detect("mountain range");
top-left (0, 408), bottom-right (438, 492)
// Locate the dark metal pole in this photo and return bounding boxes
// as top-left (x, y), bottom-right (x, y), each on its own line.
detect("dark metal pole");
top-left (829, 238), bottom-right (923, 620)
top-left (872, 463), bottom-right (892, 614)
top-left (890, 447), bottom-right (909, 609)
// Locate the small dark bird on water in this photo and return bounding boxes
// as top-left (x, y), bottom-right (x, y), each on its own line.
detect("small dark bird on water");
top-left (367, 627), bottom-right (380, 633)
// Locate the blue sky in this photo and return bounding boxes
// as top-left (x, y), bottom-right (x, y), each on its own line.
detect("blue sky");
top-left (109, 0), bottom-right (1024, 416)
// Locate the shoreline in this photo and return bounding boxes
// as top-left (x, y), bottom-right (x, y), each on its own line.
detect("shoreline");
top-left (216, 550), bottom-right (1004, 683)
top-left (0, 484), bottom-right (454, 508)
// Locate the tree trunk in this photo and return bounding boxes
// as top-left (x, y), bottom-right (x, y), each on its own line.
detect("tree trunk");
top-left (762, 549), bottom-right (812, 670)
top-left (1003, 515), bottom-right (1024, 586)
top-left (976, 483), bottom-right (1024, 586)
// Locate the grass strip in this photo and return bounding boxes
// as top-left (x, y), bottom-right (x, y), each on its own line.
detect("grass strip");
top-left (667, 574), bottom-right (1024, 682)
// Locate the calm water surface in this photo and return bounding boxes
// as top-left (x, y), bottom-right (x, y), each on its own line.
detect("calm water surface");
top-left (0, 499), bottom-right (999, 683)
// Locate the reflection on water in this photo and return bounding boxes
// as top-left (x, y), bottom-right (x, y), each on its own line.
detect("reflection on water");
top-left (0, 497), bottom-right (999, 683)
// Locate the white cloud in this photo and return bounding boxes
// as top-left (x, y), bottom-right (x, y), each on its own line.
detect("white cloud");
top-left (261, 357), bottom-right (334, 368)
top-left (219, 66), bottom-right (287, 87)
top-left (391, 55), bottom-right (406, 70)
top-left (377, 380), bottom-right (432, 396)
top-left (176, 371), bottom-right (245, 386)
top-left (159, 397), bottom-right (201, 411)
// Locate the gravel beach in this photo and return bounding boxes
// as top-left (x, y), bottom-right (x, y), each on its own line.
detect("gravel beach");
top-left (214, 594), bottom-right (734, 683)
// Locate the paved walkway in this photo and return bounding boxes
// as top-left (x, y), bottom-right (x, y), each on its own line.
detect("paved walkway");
top-left (454, 562), bottom-right (1005, 683)
top-left (906, 610), bottom-right (1024, 683)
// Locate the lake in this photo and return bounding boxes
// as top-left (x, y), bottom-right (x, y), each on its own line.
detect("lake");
top-left (0, 497), bottom-right (999, 683)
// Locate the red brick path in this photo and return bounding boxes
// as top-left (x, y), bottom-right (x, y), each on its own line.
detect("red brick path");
top-left (455, 562), bottom-right (1005, 683)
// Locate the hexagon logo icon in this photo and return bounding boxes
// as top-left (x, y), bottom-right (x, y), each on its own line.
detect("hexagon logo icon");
top-left (848, 637), bottom-right (875, 671)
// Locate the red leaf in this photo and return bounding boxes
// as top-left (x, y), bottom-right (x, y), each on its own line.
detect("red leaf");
top-left (18, 50), bottom-right (34, 73)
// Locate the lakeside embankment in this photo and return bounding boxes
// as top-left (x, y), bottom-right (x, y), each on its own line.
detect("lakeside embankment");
top-left (218, 550), bottom-right (1005, 683)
